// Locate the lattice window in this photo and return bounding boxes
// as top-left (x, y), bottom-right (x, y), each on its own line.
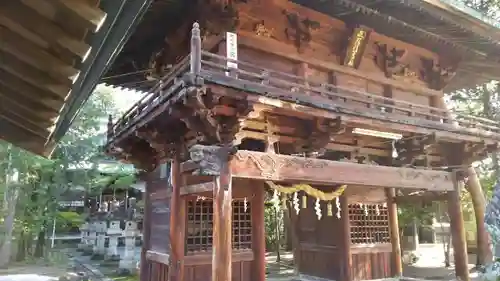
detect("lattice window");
top-left (233, 201), bottom-right (252, 250)
top-left (348, 204), bottom-right (390, 244)
top-left (186, 199), bottom-right (252, 253)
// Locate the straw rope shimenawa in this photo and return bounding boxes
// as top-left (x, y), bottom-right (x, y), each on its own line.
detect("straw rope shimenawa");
top-left (265, 182), bottom-right (347, 201)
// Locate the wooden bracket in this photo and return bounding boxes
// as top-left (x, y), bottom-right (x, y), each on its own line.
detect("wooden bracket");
top-left (188, 144), bottom-right (237, 176)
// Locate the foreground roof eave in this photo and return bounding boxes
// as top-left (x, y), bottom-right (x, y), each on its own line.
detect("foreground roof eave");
top-left (419, 0), bottom-right (500, 39)
top-left (46, 0), bottom-right (154, 157)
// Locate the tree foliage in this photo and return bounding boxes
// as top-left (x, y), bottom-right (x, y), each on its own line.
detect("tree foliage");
top-left (0, 85), bottom-right (136, 265)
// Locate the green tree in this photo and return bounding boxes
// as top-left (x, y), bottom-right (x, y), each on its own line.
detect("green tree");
top-left (0, 85), bottom-right (131, 266)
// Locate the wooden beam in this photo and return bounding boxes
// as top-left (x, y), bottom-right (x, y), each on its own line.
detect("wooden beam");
top-left (447, 171), bottom-right (470, 281)
top-left (180, 181), bottom-right (215, 195)
top-left (393, 193), bottom-right (448, 204)
top-left (209, 85), bottom-right (499, 144)
top-left (228, 150), bottom-right (454, 190)
top-left (0, 26), bottom-right (79, 83)
top-left (386, 188), bottom-right (402, 277)
top-left (235, 130), bottom-right (443, 162)
top-left (145, 251), bottom-right (170, 266)
top-left (53, 0), bottom-right (107, 32)
top-left (0, 1), bottom-right (90, 60)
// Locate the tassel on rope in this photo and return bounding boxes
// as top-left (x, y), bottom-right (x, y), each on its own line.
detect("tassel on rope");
top-left (315, 198), bottom-right (322, 220)
top-left (392, 140), bottom-right (398, 158)
top-left (244, 197), bottom-right (248, 212)
top-left (375, 204), bottom-right (380, 215)
top-left (272, 189), bottom-right (280, 210)
top-left (302, 195), bottom-right (307, 209)
top-left (293, 192), bottom-right (300, 214)
top-left (364, 204), bottom-right (368, 216)
top-left (336, 197), bottom-right (341, 219)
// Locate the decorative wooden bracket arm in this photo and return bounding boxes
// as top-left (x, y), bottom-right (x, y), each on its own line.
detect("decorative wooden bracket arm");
top-left (189, 144), bottom-right (237, 176)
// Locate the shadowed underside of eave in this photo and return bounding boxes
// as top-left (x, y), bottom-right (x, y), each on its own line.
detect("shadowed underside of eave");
top-left (0, 0), bottom-right (106, 156)
top-left (0, 0), bottom-right (154, 157)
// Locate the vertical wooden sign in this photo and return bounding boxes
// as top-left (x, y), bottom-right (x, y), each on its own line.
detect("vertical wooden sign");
top-left (343, 27), bottom-right (371, 69)
top-left (226, 32), bottom-right (238, 69)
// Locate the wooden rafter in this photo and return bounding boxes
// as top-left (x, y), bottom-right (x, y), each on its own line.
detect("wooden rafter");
top-left (0, 72), bottom-right (63, 111)
top-left (0, 0), bottom-right (115, 156)
top-left (0, 26), bottom-right (80, 82)
top-left (0, 114), bottom-right (49, 141)
top-left (52, 0), bottom-right (107, 32)
top-left (0, 1), bottom-right (91, 61)
top-left (0, 52), bottom-right (70, 98)
top-left (0, 117), bottom-right (46, 154)
top-left (0, 95), bottom-right (57, 124)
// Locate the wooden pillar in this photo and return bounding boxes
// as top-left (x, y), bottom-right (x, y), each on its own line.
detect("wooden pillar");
top-left (170, 155), bottom-right (184, 281)
top-left (386, 188), bottom-right (402, 277)
top-left (448, 171), bottom-right (470, 281)
top-left (252, 182), bottom-right (266, 281)
top-left (212, 148), bottom-right (233, 281)
top-left (140, 174), bottom-right (152, 281)
top-left (340, 194), bottom-right (352, 281)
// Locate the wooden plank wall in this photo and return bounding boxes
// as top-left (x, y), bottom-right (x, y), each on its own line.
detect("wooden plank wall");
top-left (145, 164), bottom-right (172, 281)
top-left (149, 261), bottom-right (169, 281)
top-left (232, 0), bottom-right (442, 112)
top-left (295, 195), bottom-right (343, 280)
top-left (351, 246), bottom-right (392, 280)
top-left (183, 252), bottom-right (253, 281)
top-left (149, 164), bottom-right (172, 253)
top-left (294, 186), bottom-right (393, 281)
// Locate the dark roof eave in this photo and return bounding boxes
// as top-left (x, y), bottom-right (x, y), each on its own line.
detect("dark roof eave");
top-left (46, 0), bottom-right (154, 157)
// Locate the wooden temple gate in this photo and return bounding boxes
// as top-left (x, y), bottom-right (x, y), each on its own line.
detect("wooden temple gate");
top-left (104, 1), bottom-right (500, 281)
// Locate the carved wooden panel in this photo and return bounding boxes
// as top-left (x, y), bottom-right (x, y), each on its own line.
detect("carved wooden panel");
top-left (230, 150), bottom-right (454, 190)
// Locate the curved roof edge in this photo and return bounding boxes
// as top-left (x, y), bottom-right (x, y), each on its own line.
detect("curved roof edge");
top-left (46, 0), bottom-right (154, 157)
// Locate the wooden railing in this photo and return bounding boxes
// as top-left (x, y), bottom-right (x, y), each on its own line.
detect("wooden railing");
top-left (109, 56), bottom-right (190, 140)
top-left (199, 51), bottom-right (500, 135)
top-left (107, 23), bottom-right (500, 143)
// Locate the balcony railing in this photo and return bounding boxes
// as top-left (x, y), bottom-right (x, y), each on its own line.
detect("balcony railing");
top-left (107, 23), bottom-right (500, 144)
